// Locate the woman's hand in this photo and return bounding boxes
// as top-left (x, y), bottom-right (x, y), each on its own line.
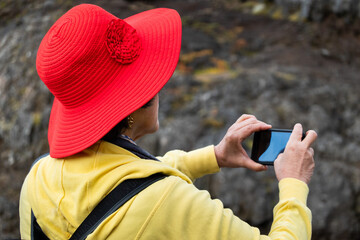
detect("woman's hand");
top-left (214, 114), bottom-right (272, 171)
top-left (274, 123), bottom-right (317, 184)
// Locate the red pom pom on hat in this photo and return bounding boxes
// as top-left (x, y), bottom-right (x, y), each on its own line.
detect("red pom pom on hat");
top-left (106, 19), bottom-right (142, 64)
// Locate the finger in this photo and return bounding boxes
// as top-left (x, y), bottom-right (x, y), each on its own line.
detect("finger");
top-left (234, 117), bottom-right (271, 131)
top-left (302, 130), bottom-right (318, 148)
top-left (230, 117), bottom-right (258, 134)
top-left (234, 117), bottom-right (259, 130)
top-left (288, 123), bottom-right (303, 143)
top-left (236, 114), bottom-right (256, 123)
top-left (243, 159), bottom-right (267, 172)
top-left (234, 121), bottom-right (272, 140)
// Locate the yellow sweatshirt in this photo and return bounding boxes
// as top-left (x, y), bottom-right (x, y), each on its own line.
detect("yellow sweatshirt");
top-left (20, 140), bottom-right (311, 239)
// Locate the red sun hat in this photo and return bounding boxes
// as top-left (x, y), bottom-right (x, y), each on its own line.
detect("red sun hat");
top-left (36, 4), bottom-right (182, 158)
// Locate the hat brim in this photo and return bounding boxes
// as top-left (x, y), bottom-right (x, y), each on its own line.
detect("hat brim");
top-left (48, 8), bottom-right (182, 158)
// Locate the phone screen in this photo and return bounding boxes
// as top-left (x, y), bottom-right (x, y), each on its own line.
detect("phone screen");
top-left (251, 129), bottom-right (292, 165)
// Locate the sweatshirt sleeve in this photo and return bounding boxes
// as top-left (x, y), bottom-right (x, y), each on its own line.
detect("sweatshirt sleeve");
top-left (267, 178), bottom-right (312, 240)
top-left (157, 145), bottom-right (220, 181)
top-left (139, 177), bottom-right (311, 240)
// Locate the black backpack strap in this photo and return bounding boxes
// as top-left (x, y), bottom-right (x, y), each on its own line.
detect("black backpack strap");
top-left (31, 173), bottom-right (165, 240)
top-left (69, 173), bottom-right (166, 240)
top-left (31, 210), bottom-right (50, 240)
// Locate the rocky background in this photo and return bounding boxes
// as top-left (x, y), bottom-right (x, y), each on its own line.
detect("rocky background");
top-left (0, 0), bottom-right (359, 239)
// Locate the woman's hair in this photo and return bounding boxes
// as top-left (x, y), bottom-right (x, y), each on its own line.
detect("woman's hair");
top-left (102, 97), bottom-right (155, 142)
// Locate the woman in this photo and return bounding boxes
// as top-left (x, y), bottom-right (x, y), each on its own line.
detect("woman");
top-left (20, 4), bottom-right (317, 239)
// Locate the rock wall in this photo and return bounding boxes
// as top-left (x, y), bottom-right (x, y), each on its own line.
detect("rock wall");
top-left (216, 0), bottom-right (360, 22)
top-left (273, 0), bottom-right (360, 21)
top-left (0, 0), bottom-right (359, 238)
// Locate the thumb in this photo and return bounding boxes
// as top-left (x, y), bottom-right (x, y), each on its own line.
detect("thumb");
top-left (244, 159), bottom-right (267, 172)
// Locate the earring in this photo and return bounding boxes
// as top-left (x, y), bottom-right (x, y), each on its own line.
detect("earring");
top-left (127, 116), bottom-right (134, 129)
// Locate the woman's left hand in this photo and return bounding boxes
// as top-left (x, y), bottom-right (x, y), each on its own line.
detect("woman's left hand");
top-left (214, 114), bottom-right (271, 171)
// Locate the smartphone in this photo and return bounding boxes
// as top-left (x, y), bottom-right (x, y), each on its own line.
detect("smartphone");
top-left (251, 129), bottom-right (305, 165)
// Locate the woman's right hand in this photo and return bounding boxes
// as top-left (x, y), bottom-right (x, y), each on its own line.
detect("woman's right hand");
top-left (214, 114), bottom-right (271, 171)
top-left (274, 123), bottom-right (317, 184)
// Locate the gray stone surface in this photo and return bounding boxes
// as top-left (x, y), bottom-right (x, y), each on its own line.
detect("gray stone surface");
top-left (0, 0), bottom-right (359, 239)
